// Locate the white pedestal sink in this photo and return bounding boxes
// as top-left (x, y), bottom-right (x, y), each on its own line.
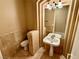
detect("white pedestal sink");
top-left (43, 33), bottom-right (61, 56)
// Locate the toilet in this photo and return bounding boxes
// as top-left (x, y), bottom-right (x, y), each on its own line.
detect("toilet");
top-left (20, 40), bottom-right (28, 50)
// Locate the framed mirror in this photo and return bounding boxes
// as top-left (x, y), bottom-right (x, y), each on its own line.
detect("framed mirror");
top-left (44, 1), bottom-right (70, 38)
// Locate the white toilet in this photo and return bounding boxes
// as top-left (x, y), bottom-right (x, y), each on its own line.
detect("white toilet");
top-left (20, 40), bottom-right (28, 50)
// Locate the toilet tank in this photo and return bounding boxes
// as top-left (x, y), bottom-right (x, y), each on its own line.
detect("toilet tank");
top-left (27, 30), bottom-right (39, 55)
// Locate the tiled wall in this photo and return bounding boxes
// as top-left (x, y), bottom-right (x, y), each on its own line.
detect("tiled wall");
top-left (0, 0), bottom-right (27, 58)
top-left (0, 0), bottom-right (37, 58)
top-left (0, 31), bottom-right (26, 59)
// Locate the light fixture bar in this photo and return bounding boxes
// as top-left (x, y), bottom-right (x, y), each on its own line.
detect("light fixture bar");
top-left (46, 0), bottom-right (63, 10)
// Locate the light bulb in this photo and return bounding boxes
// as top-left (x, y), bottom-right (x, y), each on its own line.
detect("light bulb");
top-left (52, 3), bottom-right (56, 9)
top-left (46, 3), bottom-right (52, 10)
top-left (57, 2), bottom-right (63, 8)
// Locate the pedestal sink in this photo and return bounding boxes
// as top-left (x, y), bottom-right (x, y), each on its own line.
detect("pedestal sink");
top-left (43, 33), bottom-right (61, 56)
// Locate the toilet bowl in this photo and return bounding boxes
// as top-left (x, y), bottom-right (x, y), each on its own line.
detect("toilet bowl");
top-left (20, 40), bottom-right (28, 50)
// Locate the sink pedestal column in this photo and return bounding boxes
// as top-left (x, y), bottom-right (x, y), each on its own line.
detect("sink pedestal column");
top-left (49, 45), bottom-right (53, 56)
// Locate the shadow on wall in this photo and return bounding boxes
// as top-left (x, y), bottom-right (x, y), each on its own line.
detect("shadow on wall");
top-left (15, 0), bottom-right (37, 32)
top-left (24, 0), bottom-right (37, 31)
top-left (15, 0), bottom-right (27, 33)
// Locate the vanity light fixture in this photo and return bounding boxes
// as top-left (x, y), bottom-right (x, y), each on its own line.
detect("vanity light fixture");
top-left (46, 1), bottom-right (63, 10)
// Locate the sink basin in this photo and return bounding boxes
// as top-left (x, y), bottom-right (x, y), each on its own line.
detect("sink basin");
top-left (43, 33), bottom-right (62, 56)
top-left (43, 33), bottom-right (61, 46)
top-left (48, 33), bottom-right (62, 38)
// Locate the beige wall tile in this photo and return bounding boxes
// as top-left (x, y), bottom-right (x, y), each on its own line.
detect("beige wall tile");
top-left (0, 31), bottom-right (26, 58)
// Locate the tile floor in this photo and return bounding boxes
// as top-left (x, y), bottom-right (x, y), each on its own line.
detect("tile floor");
top-left (9, 48), bottom-right (65, 59)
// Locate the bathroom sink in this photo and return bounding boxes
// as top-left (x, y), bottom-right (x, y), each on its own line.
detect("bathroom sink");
top-left (43, 33), bottom-right (61, 46)
top-left (43, 33), bottom-right (61, 56)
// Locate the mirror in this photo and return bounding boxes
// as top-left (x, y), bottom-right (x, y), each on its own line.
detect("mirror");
top-left (44, 3), bottom-right (69, 38)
